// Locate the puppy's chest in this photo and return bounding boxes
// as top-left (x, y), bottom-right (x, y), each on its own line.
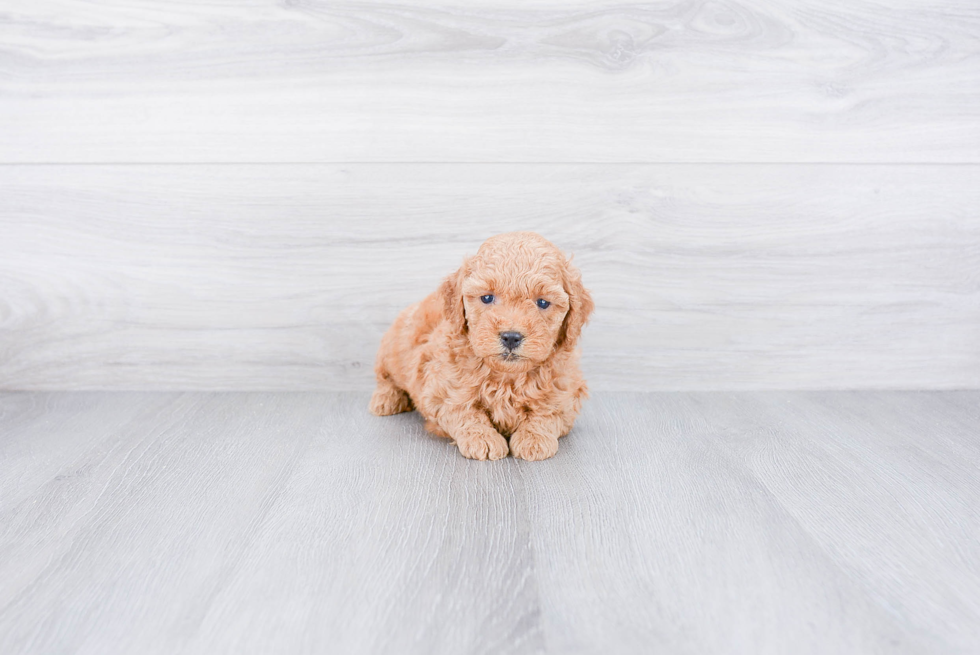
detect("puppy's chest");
top-left (479, 379), bottom-right (533, 437)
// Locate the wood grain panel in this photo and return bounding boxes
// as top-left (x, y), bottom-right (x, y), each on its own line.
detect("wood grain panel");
top-left (1, 0), bottom-right (978, 162)
top-left (1, 391), bottom-right (978, 653)
top-left (1, 164), bottom-right (977, 391)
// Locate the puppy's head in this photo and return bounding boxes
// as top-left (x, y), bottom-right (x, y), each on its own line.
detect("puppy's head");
top-left (441, 232), bottom-right (593, 373)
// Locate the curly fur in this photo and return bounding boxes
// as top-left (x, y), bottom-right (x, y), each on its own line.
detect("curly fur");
top-left (369, 232), bottom-right (594, 461)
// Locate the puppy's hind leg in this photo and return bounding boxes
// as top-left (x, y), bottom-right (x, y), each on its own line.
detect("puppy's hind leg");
top-left (369, 377), bottom-right (413, 416)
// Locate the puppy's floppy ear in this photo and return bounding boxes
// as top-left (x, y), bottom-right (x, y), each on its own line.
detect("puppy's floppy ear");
top-left (556, 254), bottom-right (594, 351)
top-left (440, 257), bottom-right (471, 335)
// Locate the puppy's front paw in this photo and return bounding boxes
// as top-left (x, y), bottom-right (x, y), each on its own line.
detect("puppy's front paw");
top-left (510, 428), bottom-right (559, 461)
top-left (454, 427), bottom-right (509, 461)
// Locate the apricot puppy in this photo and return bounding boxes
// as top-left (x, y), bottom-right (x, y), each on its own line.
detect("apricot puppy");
top-left (369, 232), bottom-right (594, 461)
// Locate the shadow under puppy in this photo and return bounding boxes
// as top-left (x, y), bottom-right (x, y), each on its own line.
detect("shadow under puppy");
top-left (370, 232), bottom-right (594, 461)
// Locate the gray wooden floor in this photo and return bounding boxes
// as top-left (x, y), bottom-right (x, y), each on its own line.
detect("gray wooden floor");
top-left (1, 391), bottom-right (977, 654)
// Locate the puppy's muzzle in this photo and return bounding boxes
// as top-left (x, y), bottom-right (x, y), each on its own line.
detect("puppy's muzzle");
top-left (499, 331), bottom-right (524, 351)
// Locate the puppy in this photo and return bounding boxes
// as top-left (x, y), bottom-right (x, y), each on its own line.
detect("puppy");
top-left (369, 232), bottom-right (594, 461)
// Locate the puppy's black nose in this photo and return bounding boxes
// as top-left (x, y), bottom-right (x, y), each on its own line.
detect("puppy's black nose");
top-left (500, 331), bottom-right (524, 350)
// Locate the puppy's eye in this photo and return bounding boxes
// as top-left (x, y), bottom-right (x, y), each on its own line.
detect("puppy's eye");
top-left (536, 298), bottom-right (551, 309)
top-left (480, 294), bottom-right (494, 304)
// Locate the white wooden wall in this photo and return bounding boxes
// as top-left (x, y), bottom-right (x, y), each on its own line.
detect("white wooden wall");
top-left (1, 0), bottom-right (978, 391)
